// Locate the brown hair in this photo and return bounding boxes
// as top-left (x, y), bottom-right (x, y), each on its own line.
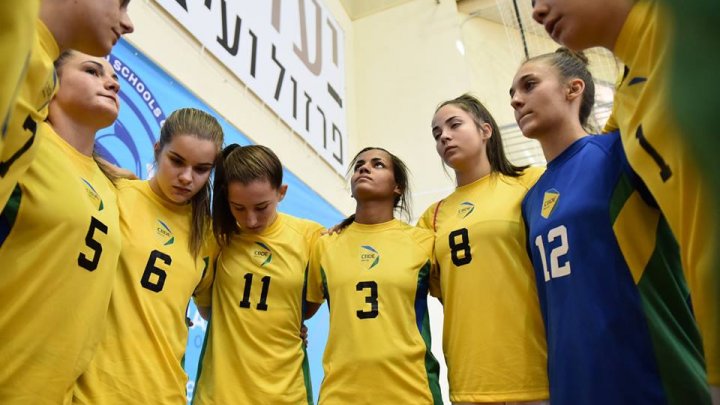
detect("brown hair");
top-left (338, 146), bottom-right (412, 229)
top-left (526, 47), bottom-right (596, 131)
top-left (435, 94), bottom-right (527, 177)
top-left (212, 144), bottom-right (284, 246)
top-left (157, 108), bottom-right (224, 256)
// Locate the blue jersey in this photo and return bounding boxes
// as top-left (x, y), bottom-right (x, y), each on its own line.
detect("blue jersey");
top-left (522, 132), bottom-right (709, 405)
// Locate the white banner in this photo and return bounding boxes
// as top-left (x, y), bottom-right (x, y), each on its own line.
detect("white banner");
top-left (155, 0), bottom-right (347, 173)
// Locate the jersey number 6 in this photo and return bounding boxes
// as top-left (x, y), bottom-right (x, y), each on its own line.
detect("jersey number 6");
top-left (140, 250), bottom-right (171, 292)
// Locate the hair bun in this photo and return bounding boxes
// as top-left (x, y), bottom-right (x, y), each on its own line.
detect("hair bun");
top-left (555, 47), bottom-right (589, 66)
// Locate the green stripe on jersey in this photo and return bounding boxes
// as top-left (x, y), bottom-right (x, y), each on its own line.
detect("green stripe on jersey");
top-left (638, 217), bottom-right (710, 404)
top-left (416, 261), bottom-right (442, 404)
top-left (0, 184), bottom-right (22, 247)
top-left (301, 345), bottom-right (314, 404)
top-left (320, 267), bottom-right (330, 306)
top-left (609, 173), bottom-right (634, 224)
top-left (192, 317), bottom-right (213, 403)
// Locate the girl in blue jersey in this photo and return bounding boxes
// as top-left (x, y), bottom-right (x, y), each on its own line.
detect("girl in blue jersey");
top-left (530, 1), bottom-right (719, 397)
top-left (510, 47), bottom-right (710, 404)
top-left (306, 147), bottom-right (443, 404)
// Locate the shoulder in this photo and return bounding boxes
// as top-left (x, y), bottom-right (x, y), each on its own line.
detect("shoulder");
top-left (400, 221), bottom-right (434, 252)
top-left (417, 200), bottom-right (444, 231)
top-left (280, 213), bottom-right (324, 238)
top-left (585, 132), bottom-right (624, 161)
top-left (515, 166), bottom-right (546, 190)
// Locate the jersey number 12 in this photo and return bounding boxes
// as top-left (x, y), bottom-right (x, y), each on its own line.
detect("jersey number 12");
top-left (534, 225), bottom-right (571, 282)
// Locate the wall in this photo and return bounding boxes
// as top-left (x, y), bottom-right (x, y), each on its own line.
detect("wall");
top-left (126, 0), bottom-right (356, 216)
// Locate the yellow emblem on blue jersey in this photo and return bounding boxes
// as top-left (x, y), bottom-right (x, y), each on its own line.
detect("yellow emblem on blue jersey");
top-left (81, 178), bottom-right (104, 211)
top-left (457, 201), bottom-right (475, 219)
top-left (541, 189), bottom-right (560, 219)
top-left (252, 241), bottom-right (272, 266)
top-left (154, 219), bottom-right (175, 246)
top-left (360, 245), bottom-right (380, 270)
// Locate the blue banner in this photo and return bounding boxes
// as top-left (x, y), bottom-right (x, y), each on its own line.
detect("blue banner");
top-left (99, 38), bottom-right (339, 403)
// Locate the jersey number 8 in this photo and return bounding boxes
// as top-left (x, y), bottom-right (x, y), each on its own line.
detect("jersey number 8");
top-left (449, 228), bottom-right (472, 266)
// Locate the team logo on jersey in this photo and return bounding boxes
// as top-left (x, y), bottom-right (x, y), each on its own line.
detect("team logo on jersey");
top-left (456, 201), bottom-right (475, 219)
top-left (81, 178), bottom-right (104, 211)
top-left (360, 245), bottom-right (380, 270)
top-left (541, 189), bottom-right (560, 219)
top-left (155, 219), bottom-right (175, 246)
top-left (252, 242), bottom-right (272, 266)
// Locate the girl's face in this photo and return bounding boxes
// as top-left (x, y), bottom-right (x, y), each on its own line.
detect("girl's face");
top-left (227, 180), bottom-right (287, 234)
top-left (152, 134), bottom-right (217, 204)
top-left (531, 0), bottom-right (631, 50)
top-left (51, 52), bottom-right (120, 128)
top-left (350, 149), bottom-right (400, 203)
top-left (510, 59), bottom-right (572, 140)
top-left (63, 0), bottom-right (134, 56)
top-left (431, 104), bottom-right (491, 172)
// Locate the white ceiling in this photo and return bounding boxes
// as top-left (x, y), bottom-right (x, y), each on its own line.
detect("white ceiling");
top-left (338, 0), bottom-right (418, 21)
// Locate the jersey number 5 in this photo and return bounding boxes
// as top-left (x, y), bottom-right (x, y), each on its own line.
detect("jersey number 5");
top-left (78, 216), bottom-right (108, 272)
top-left (534, 225), bottom-right (571, 282)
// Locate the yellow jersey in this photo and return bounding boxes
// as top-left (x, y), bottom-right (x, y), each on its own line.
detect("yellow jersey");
top-left (73, 180), bottom-right (215, 404)
top-left (606, 0), bottom-right (719, 384)
top-left (0, 0), bottom-right (38, 143)
top-left (0, 19), bottom-right (58, 211)
top-left (0, 122), bottom-right (121, 404)
top-left (193, 213), bottom-right (323, 405)
top-left (307, 219), bottom-right (443, 405)
top-left (417, 168), bottom-right (549, 403)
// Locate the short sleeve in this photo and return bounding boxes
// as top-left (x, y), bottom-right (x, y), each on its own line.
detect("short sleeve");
top-left (306, 237), bottom-right (327, 304)
top-left (193, 235), bottom-right (220, 308)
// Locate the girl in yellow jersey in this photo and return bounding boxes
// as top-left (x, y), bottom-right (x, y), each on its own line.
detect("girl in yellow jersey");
top-left (1, 0), bottom-right (134, 212)
top-left (530, 0), bottom-right (719, 399)
top-left (417, 94), bottom-right (548, 404)
top-left (72, 108), bottom-right (223, 404)
top-left (306, 147), bottom-right (443, 405)
top-left (193, 144), bottom-right (323, 404)
top-left (0, 50), bottom-right (122, 404)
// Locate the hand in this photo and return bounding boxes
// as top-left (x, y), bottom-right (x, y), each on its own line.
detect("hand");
top-left (300, 324), bottom-right (309, 347)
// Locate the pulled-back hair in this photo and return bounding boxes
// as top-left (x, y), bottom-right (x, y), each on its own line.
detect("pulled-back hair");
top-left (338, 146), bottom-right (412, 229)
top-left (212, 144), bottom-right (284, 246)
top-left (435, 94), bottom-right (527, 177)
top-left (528, 47), bottom-right (595, 131)
top-left (157, 108), bottom-right (224, 256)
